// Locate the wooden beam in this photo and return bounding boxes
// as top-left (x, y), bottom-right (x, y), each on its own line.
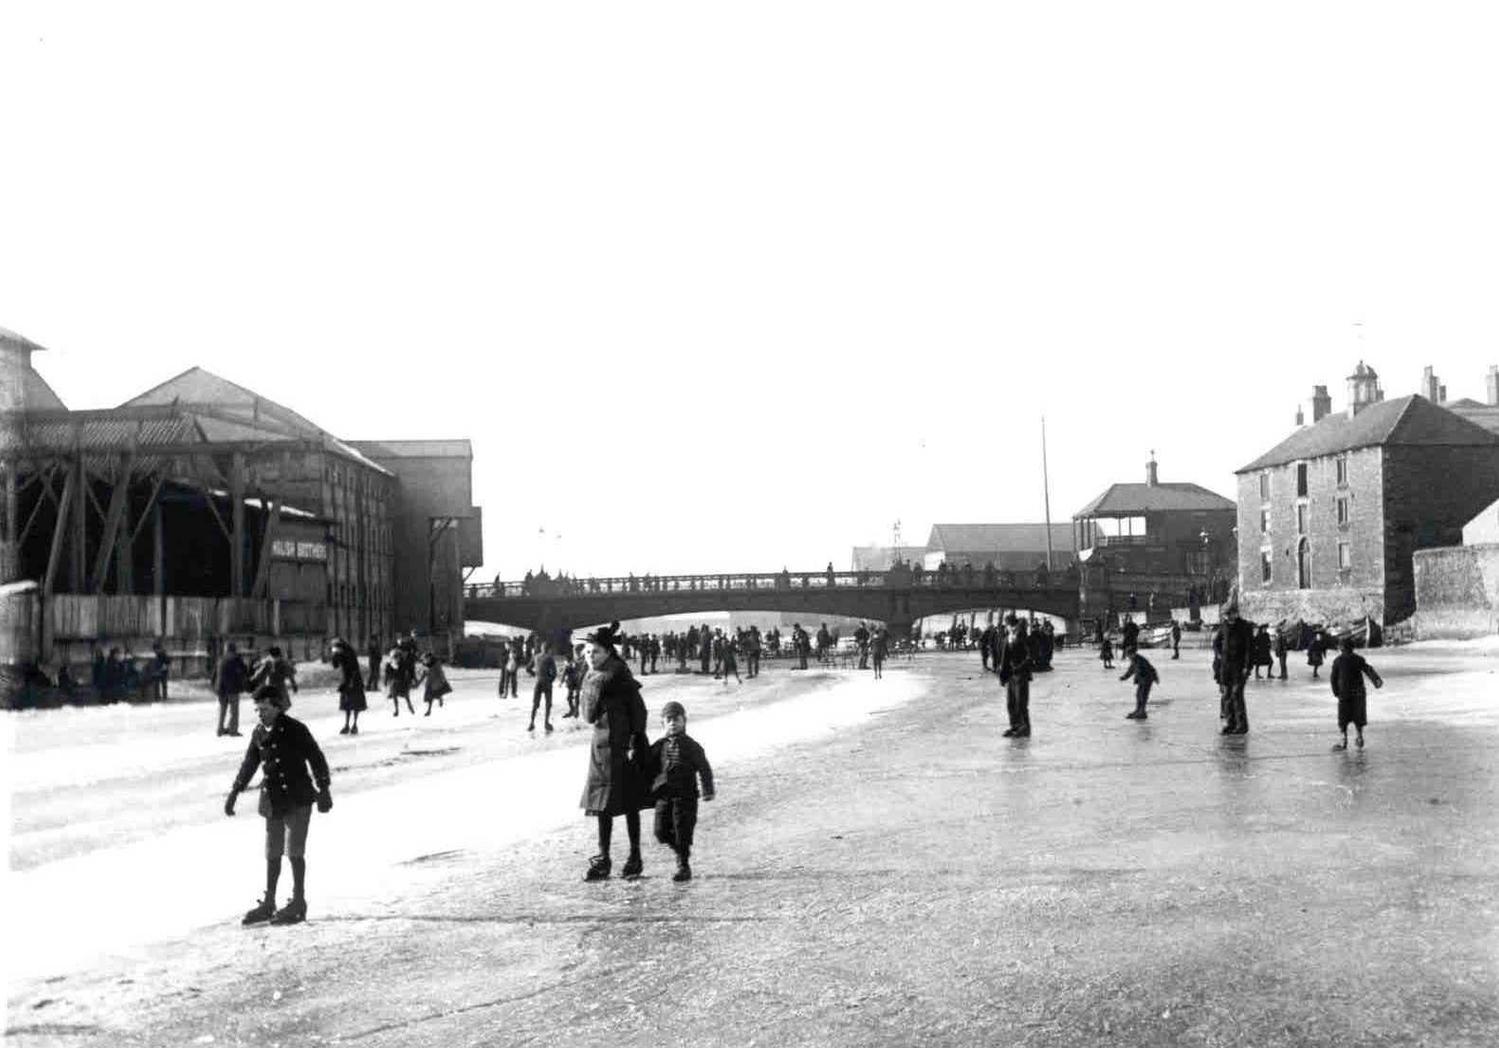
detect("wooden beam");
top-left (129, 471), bottom-right (169, 545)
top-left (43, 468), bottom-right (76, 596)
top-left (69, 458), bottom-right (86, 591)
top-left (152, 498), bottom-right (164, 597)
top-left (250, 497), bottom-right (279, 599)
top-left (91, 449), bottom-right (138, 592)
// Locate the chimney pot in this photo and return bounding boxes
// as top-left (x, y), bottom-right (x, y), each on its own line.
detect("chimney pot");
top-left (1146, 456), bottom-right (1159, 487)
top-left (1487, 365), bottom-right (1499, 406)
top-left (1311, 385), bottom-right (1332, 423)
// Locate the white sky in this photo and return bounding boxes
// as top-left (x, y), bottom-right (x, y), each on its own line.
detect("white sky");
top-left (5, 2), bottom-right (1499, 578)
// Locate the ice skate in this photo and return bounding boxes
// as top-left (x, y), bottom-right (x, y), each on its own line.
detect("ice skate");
top-left (1355, 735), bottom-right (1364, 749)
top-left (584, 854), bottom-right (611, 881)
top-left (1332, 738), bottom-right (1347, 751)
top-left (673, 862), bottom-right (692, 883)
top-left (339, 725), bottom-right (350, 734)
top-left (270, 898), bottom-right (307, 925)
top-left (526, 722), bottom-right (535, 732)
top-left (349, 724), bottom-right (358, 735)
top-left (545, 721), bottom-right (554, 733)
top-left (621, 852), bottom-right (644, 880)
top-left (242, 896), bottom-right (276, 926)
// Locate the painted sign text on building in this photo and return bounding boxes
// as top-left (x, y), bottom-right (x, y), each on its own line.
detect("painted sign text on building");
top-left (271, 539), bottom-right (328, 562)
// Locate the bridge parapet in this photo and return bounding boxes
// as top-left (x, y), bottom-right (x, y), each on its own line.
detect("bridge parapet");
top-left (467, 567), bottom-right (1078, 601)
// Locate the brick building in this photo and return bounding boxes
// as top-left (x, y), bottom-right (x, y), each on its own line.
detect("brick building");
top-left (1072, 457), bottom-right (1237, 621)
top-left (1236, 362), bottom-right (1499, 627)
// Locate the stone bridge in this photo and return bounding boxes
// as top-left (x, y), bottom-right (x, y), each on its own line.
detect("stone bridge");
top-left (463, 565), bottom-right (1081, 637)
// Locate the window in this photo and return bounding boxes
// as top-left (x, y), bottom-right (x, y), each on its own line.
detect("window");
top-left (1337, 497), bottom-right (1350, 526)
top-left (1259, 473), bottom-right (1270, 501)
top-left (1297, 504), bottom-right (1307, 534)
top-left (1296, 463), bottom-right (1308, 497)
top-left (1336, 456), bottom-right (1348, 486)
top-left (1338, 542), bottom-right (1352, 570)
top-left (1261, 551), bottom-right (1273, 583)
top-left (1260, 509), bottom-right (1270, 534)
top-left (1298, 538), bottom-right (1311, 589)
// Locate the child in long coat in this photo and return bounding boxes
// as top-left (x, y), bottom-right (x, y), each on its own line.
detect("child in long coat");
top-left (1329, 638), bottom-right (1382, 749)
top-left (1099, 637), bottom-right (1114, 670)
top-left (417, 653), bottom-right (451, 716)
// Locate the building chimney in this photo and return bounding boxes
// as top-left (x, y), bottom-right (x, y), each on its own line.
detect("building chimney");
top-left (1311, 385), bottom-right (1332, 423)
top-left (1422, 365), bottom-right (1440, 402)
top-left (1295, 405), bottom-right (1305, 427)
top-left (1347, 361), bottom-right (1383, 418)
top-left (1145, 454), bottom-right (1158, 487)
top-left (1488, 365), bottom-right (1499, 406)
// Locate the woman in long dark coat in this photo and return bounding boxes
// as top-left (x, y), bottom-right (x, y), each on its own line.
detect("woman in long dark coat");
top-left (332, 638), bottom-right (366, 735)
top-left (578, 623), bottom-right (652, 881)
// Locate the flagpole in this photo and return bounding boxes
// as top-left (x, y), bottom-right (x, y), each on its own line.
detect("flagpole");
top-left (1042, 416), bottom-right (1054, 573)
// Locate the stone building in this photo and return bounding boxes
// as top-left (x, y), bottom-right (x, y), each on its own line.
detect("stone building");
top-left (1236, 362), bottom-right (1499, 627)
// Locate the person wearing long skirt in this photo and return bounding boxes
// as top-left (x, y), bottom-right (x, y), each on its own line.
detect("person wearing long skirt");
top-left (578, 623), bottom-right (652, 881)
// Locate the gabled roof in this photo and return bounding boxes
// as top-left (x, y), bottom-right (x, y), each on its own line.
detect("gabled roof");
top-left (25, 367), bottom-right (66, 410)
top-left (1073, 482), bottom-right (1236, 518)
top-left (926, 523), bottom-right (1077, 553)
top-left (1236, 394), bottom-right (1499, 473)
top-left (116, 367), bottom-right (391, 476)
top-left (0, 325), bottom-right (47, 354)
top-left (1444, 400), bottom-right (1499, 438)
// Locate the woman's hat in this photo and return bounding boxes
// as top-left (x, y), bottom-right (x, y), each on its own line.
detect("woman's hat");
top-left (585, 622), bottom-right (618, 649)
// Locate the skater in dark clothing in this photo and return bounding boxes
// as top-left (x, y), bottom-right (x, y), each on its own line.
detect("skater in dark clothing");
top-left (578, 624), bottom-right (652, 881)
top-left (149, 641), bottom-right (171, 700)
top-left (366, 636), bottom-right (381, 692)
top-left (1170, 621), bottom-right (1182, 660)
top-left (699, 624), bottom-right (713, 674)
top-left (417, 653), bottom-right (452, 717)
top-left (1273, 628), bottom-right (1289, 680)
top-left (648, 700), bottom-right (715, 882)
top-left (1251, 624), bottom-right (1273, 680)
top-left (1219, 607), bottom-right (1254, 735)
top-left (1120, 618), bottom-right (1140, 658)
top-left (998, 616), bottom-right (1033, 737)
top-left (720, 634), bottom-right (741, 685)
top-left (384, 646), bottom-right (416, 716)
top-left (215, 643), bottom-right (249, 736)
top-left (1330, 638), bottom-right (1382, 750)
top-left (871, 626), bottom-right (888, 679)
top-left (855, 622), bottom-right (871, 670)
top-left (249, 646), bottom-right (298, 707)
top-left (530, 644), bottom-right (556, 732)
top-left (224, 685), bottom-right (333, 926)
top-left (1307, 632), bottom-right (1326, 678)
top-left (1099, 637), bottom-right (1114, 670)
top-left (331, 638), bottom-right (366, 735)
top-left (561, 650), bottom-right (582, 718)
top-left (1120, 649), bottom-right (1160, 719)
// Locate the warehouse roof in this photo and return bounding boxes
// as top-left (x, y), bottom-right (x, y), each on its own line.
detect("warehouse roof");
top-left (348, 439), bottom-right (473, 459)
top-left (1236, 395), bottom-right (1499, 473)
top-left (926, 523), bottom-right (1077, 553)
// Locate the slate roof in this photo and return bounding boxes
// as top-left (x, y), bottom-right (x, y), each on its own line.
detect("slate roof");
top-left (926, 523), bottom-right (1077, 553)
top-left (115, 366), bottom-right (391, 476)
top-left (1443, 400), bottom-right (1499, 438)
top-left (1072, 483), bottom-right (1236, 518)
top-left (1236, 395), bottom-right (1499, 473)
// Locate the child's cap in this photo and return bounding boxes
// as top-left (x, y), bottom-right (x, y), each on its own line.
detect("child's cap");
top-left (661, 700), bottom-right (686, 720)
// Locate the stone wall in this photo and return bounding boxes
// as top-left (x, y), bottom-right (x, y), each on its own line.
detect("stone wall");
top-left (1412, 544), bottom-right (1499, 638)
top-left (1239, 585), bottom-right (1385, 628)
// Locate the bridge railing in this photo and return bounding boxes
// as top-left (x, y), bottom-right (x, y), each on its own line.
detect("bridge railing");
top-left (465, 567), bottom-right (1078, 601)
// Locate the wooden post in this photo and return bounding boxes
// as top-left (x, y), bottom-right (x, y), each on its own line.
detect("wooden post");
top-left (69, 458), bottom-right (86, 592)
top-left (116, 521), bottom-right (134, 594)
top-left (230, 452), bottom-right (245, 598)
top-left (153, 498), bottom-right (164, 597)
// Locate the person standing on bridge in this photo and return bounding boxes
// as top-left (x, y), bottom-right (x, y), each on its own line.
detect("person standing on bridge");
top-left (579, 623), bottom-right (651, 881)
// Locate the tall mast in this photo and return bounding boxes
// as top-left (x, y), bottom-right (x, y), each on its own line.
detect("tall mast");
top-left (1042, 417), bottom-right (1054, 572)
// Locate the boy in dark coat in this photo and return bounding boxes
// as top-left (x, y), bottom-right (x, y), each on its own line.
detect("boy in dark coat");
top-left (648, 700), bottom-right (715, 882)
top-left (1330, 638), bottom-right (1383, 749)
top-left (224, 685), bottom-right (333, 926)
top-left (1119, 649), bottom-right (1160, 719)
